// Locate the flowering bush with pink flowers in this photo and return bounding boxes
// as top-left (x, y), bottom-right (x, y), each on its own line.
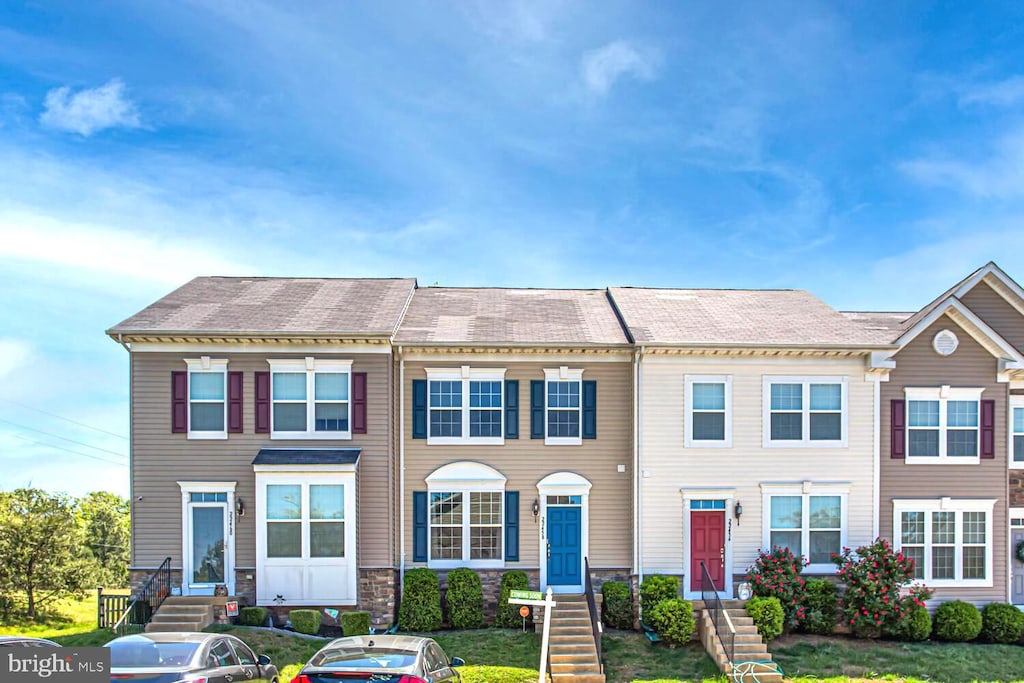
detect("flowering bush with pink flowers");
top-left (831, 538), bottom-right (933, 638)
top-left (746, 546), bottom-right (807, 628)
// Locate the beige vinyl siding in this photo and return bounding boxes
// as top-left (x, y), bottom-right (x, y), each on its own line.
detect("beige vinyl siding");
top-left (961, 281), bottom-right (1024, 354)
top-left (880, 314), bottom-right (1008, 604)
top-left (639, 356), bottom-right (877, 580)
top-left (130, 351), bottom-right (393, 570)
top-left (402, 359), bottom-right (633, 570)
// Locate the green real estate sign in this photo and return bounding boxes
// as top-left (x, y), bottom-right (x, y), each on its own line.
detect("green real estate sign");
top-left (509, 590), bottom-right (543, 601)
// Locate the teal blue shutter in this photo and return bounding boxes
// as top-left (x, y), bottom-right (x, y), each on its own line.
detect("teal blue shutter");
top-left (530, 380), bottom-right (544, 439)
top-left (413, 491), bottom-right (428, 562)
top-left (505, 380), bottom-right (519, 439)
top-left (582, 380), bottom-right (597, 439)
top-left (505, 491), bottom-right (519, 561)
top-left (412, 380), bottom-right (427, 439)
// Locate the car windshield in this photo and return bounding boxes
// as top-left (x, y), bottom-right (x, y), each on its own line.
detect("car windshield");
top-left (109, 639), bottom-right (200, 668)
top-left (310, 647), bottom-right (418, 670)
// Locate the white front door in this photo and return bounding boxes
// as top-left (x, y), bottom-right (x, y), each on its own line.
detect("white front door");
top-left (178, 483), bottom-right (237, 597)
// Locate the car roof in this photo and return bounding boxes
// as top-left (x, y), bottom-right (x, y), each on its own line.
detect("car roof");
top-left (320, 635), bottom-right (432, 652)
top-left (107, 632), bottom-right (228, 645)
top-left (0, 636), bottom-right (59, 646)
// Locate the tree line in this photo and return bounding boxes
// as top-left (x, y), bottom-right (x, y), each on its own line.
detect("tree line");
top-left (0, 488), bottom-right (130, 618)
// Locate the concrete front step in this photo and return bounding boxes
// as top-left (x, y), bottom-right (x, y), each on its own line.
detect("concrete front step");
top-left (546, 593), bottom-right (603, 683)
top-left (551, 674), bottom-right (604, 683)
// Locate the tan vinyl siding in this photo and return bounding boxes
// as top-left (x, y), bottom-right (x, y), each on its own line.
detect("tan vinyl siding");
top-left (880, 315), bottom-right (1009, 604)
top-left (639, 356), bottom-right (877, 581)
top-left (402, 359), bottom-right (633, 570)
top-left (130, 351), bottom-right (393, 570)
top-left (961, 281), bottom-right (1024, 354)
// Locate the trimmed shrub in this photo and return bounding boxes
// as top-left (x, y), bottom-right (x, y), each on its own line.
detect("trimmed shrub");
top-left (799, 578), bottom-right (837, 635)
top-left (495, 570), bottom-right (531, 628)
top-left (446, 568), bottom-right (484, 629)
top-left (239, 606), bottom-right (268, 627)
top-left (746, 596), bottom-right (784, 641)
top-left (399, 568), bottom-right (443, 631)
top-left (890, 602), bottom-right (931, 642)
top-left (290, 609), bottom-right (322, 635)
top-left (981, 602), bottom-right (1024, 644)
top-left (601, 580), bottom-right (634, 630)
top-left (933, 600), bottom-right (982, 642)
top-left (746, 547), bottom-right (806, 628)
top-left (647, 598), bottom-right (695, 647)
top-left (639, 575), bottom-right (679, 620)
top-left (341, 611), bottom-right (371, 636)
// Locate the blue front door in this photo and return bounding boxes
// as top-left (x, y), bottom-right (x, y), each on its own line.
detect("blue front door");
top-left (547, 506), bottom-right (582, 587)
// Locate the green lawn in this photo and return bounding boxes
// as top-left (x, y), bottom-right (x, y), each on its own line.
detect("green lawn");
top-left (0, 591), bottom-right (126, 639)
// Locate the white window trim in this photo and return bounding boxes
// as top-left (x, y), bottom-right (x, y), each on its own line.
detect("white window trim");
top-left (1011, 396), bottom-right (1024, 470)
top-left (685, 375), bottom-right (732, 448)
top-left (424, 367), bottom-right (506, 446)
top-left (904, 386), bottom-right (984, 464)
top-left (425, 462), bottom-right (507, 569)
top-left (177, 481), bottom-right (236, 596)
top-left (544, 367), bottom-right (584, 446)
top-left (268, 358), bottom-right (353, 440)
top-left (538, 471), bottom-right (592, 593)
top-left (760, 482), bottom-right (849, 573)
top-left (185, 358), bottom-right (228, 440)
top-left (680, 488), bottom-right (736, 600)
top-left (892, 498), bottom-right (996, 588)
top-left (762, 376), bottom-right (848, 448)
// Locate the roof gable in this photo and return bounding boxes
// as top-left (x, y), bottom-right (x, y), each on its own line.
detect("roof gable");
top-left (901, 262), bottom-right (1024, 334)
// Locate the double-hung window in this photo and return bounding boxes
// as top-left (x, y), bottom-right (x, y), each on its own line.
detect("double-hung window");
top-left (545, 367), bottom-right (583, 445)
top-left (264, 483), bottom-right (348, 559)
top-left (185, 358), bottom-right (228, 439)
top-left (426, 367), bottom-right (505, 445)
top-left (268, 359), bottom-right (352, 439)
top-left (894, 499), bottom-right (995, 586)
top-left (428, 491), bottom-right (503, 567)
top-left (685, 375), bottom-right (731, 447)
top-left (905, 387), bottom-right (983, 462)
top-left (1012, 397), bottom-right (1024, 468)
top-left (762, 484), bottom-right (847, 572)
top-left (763, 377), bottom-right (847, 447)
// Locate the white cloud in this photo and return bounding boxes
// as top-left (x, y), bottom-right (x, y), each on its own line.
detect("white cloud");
top-left (0, 339), bottom-right (32, 380)
top-left (580, 40), bottom-right (659, 96)
top-left (39, 78), bottom-right (142, 136)
top-left (958, 75), bottom-right (1024, 108)
top-left (898, 127), bottom-right (1024, 200)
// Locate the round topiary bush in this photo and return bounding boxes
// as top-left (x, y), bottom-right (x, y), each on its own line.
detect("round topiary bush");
top-left (891, 602), bottom-right (931, 642)
top-left (639, 574), bottom-right (679, 620)
top-left (981, 602), bottom-right (1024, 644)
top-left (290, 609), bottom-right (322, 635)
top-left (647, 598), bottom-right (695, 647)
top-left (933, 600), bottom-right (982, 642)
top-left (239, 606), bottom-right (268, 627)
top-left (799, 578), bottom-right (837, 635)
top-left (399, 567), bottom-right (443, 631)
top-left (446, 568), bottom-right (484, 629)
top-left (746, 596), bottom-right (784, 641)
top-left (341, 611), bottom-right (371, 636)
top-left (495, 570), bottom-right (531, 628)
top-left (601, 580), bottom-right (634, 630)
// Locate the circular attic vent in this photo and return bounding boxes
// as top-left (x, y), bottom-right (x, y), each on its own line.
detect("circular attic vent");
top-left (933, 329), bottom-right (959, 356)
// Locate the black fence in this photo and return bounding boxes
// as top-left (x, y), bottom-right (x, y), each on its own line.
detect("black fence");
top-left (106, 557), bottom-right (172, 636)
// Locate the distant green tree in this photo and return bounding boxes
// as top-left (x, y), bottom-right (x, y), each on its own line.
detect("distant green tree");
top-left (78, 491), bottom-right (130, 587)
top-left (0, 488), bottom-right (93, 617)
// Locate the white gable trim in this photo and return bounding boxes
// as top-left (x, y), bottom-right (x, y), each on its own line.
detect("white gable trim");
top-left (893, 297), bottom-right (1024, 367)
top-left (953, 263), bottom-right (1024, 319)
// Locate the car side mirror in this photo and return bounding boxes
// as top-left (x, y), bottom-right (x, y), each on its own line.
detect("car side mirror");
top-left (450, 657), bottom-right (465, 667)
top-left (257, 654), bottom-right (272, 666)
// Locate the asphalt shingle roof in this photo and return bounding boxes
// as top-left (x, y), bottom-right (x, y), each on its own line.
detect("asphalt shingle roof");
top-left (393, 288), bottom-right (630, 346)
top-left (608, 287), bottom-right (897, 347)
top-left (252, 448), bottom-right (361, 466)
top-left (108, 277), bottom-right (417, 337)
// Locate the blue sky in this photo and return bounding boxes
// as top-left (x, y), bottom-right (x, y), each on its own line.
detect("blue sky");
top-left (2, 1), bottom-right (1024, 497)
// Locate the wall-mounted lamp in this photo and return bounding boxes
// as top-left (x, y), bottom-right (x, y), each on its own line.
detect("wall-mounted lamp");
top-left (532, 499), bottom-right (540, 522)
top-left (734, 501), bottom-right (743, 526)
top-left (236, 497), bottom-right (246, 517)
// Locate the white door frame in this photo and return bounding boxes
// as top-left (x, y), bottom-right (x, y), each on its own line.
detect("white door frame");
top-left (681, 488), bottom-right (735, 600)
top-left (537, 472), bottom-right (592, 594)
top-left (1010, 507), bottom-right (1024, 605)
top-left (178, 481), bottom-right (236, 596)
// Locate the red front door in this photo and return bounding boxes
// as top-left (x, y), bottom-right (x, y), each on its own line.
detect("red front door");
top-left (690, 511), bottom-right (725, 591)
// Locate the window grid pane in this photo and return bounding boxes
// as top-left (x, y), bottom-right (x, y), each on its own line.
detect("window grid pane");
top-left (809, 413), bottom-right (841, 441)
top-left (310, 521), bottom-right (345, 557)
top-left (547, 381), bottom-right (580, 408)
top-left (430, 410), bottom-right (462, 437)
top-left (273, 403), bottom-right (307, 432)
top-left (692, 383), bottom-right (725, 410)
top-left (946, 401), bottom-right (978, 427)
top-left (692, 413), bottom-right (725, 441)
top-left (429, 381), bottom-right (462, 408)
top-left (429, 491), bottom-right (463, 561)
top-left (770, 384), bottom-right (802, 410)
top-left (809, 384), bottom-right (841, 410)
top-left (908, 400), bottom-right (939, 427)
top-left (908, 430), bottom-right (939, 457)
top-left (310, 485), bottom-right (344, 520)
top-left (946, 429), bottom-right (977, 457)
top-left (770, 496), bottom-right (802, 529)
top-left (548, 409), bottom-right (580, 438)
top-left (314, 403), bottom-right (348, 432)
top-left (191, 403), bottom-right (225, 431)
top-left (267, 485), bottom-right (301, 520)
top-left (770, 413), bottom-right (802, 440)
top-left (469, 491), bottom-right (502, 560)
top-left (273, 373), bottom-right (306, 400)
top-left (469, 410), bottom-right (502, 437)
top-left (469, 381), bottom-right (501, 408)
top-left (314, 373), bottom-right (348, 400)
top-left (190, 373), bottom-right (225, 400)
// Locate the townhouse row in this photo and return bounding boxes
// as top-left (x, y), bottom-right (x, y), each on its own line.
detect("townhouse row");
top-left (107, 263), bottom-right (1024, 624)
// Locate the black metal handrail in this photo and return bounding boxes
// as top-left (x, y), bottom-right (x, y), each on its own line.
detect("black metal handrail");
top-left (583, 557), bottom-right (603, 674)
top-left (700, 560), bottom-right (734, 665)
top-left (109, 557), bottom-right (172, 636)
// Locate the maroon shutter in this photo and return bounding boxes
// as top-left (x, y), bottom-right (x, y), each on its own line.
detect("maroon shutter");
top-left (891, 399), bottom-right (905, 459)
top-left (228, 371), bottom-right (243, 434)
top-left (980, 399), bottom-right (995, 459)
top-left (352, 372), bottom-right (367, 434)
top-left (172, 371), bottom-right (188, 433)
top-left (255, 371), bottom-right (271, 434)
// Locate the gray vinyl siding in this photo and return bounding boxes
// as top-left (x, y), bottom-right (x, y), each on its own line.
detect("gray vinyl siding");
top-left (402, 359), bottom-right (634, 570)
top-left (880, 315), bottom-right (1008, 604)
top-left (961, 281), bottom-right (1024, 354)
top-left (130, 351), bottom-right (394, 570)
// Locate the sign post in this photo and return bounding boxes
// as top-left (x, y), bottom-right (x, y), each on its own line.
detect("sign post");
top-left (509, 587), bottom-right (557, 683)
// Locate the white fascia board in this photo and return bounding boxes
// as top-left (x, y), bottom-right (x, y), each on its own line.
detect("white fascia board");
top-left (894, 297), bottom-right (1024, 363)
top-left (954, 264), bottom-right (1024, 318)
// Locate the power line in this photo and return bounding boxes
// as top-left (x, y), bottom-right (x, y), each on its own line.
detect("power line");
top-left (0, 417), bottom-right (128, 460)
top-left (7, 434), bottom-right (128, 468)
top-left (0, 398), bottom-right (129, 441)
